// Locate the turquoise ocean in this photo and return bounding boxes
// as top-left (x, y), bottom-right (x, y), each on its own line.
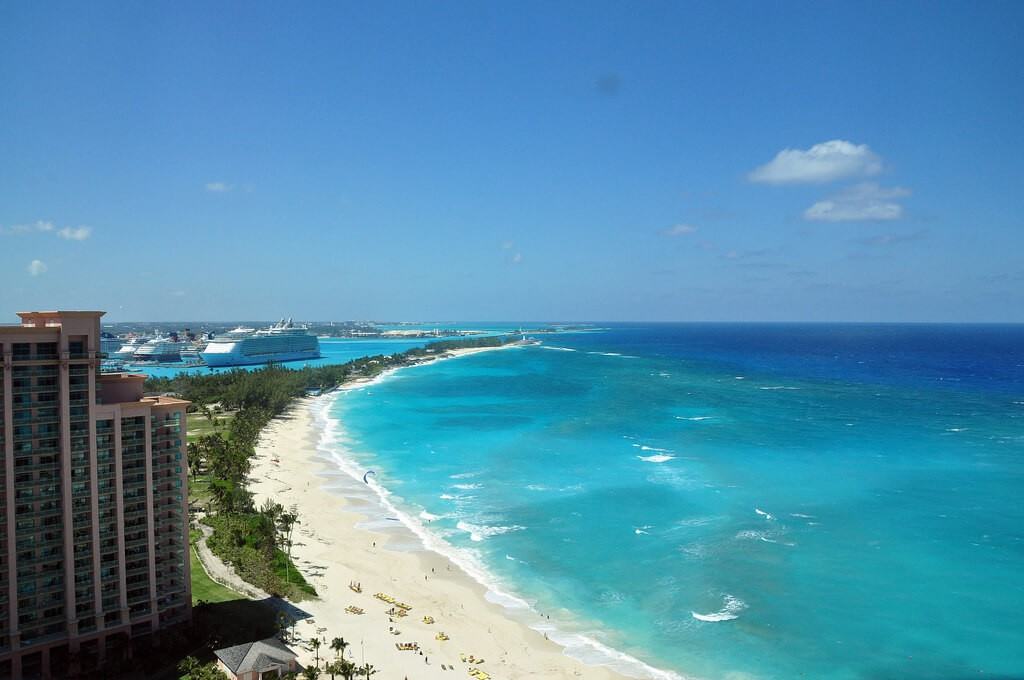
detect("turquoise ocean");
top-left (314, 324), bottom-right (1024, 679)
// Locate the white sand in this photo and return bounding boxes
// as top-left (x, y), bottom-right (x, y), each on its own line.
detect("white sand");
top-left (246, 346), bottom-right (632, 680)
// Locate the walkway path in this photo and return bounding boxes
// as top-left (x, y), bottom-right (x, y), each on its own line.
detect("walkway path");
top-left (194, 522), bottom-right (272, 601)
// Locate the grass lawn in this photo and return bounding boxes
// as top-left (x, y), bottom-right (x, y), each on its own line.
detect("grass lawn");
top-left (191, 542), bottom-right (245, 605)
top-left (186, 411), bottom-right (235, 442)
top-left (188, 473), bottom-right (215, 509)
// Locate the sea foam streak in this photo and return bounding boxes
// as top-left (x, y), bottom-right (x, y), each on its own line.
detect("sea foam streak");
top-left (541, 346), bottom-right (577, 352)
top-left (638, 454), bottom-right (675, 463)
top-left (691, 594), bottom-right (746, 622)
top-left (456, 521), bottom-right (525, 542)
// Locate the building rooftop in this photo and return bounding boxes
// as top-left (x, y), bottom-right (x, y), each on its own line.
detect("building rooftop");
top-left (214, 637), bottom-right (298, 675)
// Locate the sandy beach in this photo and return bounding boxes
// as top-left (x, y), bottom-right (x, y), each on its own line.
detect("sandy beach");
top-left (245, 346), bottom-right (632, 680)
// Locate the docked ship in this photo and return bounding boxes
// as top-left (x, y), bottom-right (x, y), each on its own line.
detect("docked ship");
top-left (133, 334), bottom-right (187, 362)
top-left (111, 336), bottom-right (149, 359)
top-left (200, 319), bottom-right (320, 368)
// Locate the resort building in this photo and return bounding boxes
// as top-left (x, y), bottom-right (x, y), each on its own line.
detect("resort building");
top-left (0, 311), bottom-right (190, 679)
top-left (213, 637), bottom-right (300, 680)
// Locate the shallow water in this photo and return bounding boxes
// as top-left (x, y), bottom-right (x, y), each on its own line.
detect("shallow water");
top-left (321, 324), bottom-right (1024, 679)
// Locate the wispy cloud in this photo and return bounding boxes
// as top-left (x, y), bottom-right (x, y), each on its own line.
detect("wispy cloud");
top-left (27, 259), bottom-right (47, 276)
top-left (721, 248), bottom-right (770, 261)
top-left (855, 229), bottom-right (927, 246)
top-left (3, 220), bottom-right (93, 241)
top-left (662, 223), bottom-right (699, 236)
top-left (749, 140), bottom-right (882, 185)
top-left (58, 226), bottom-right (92, 241)
top-left (205, 181), bottom-right (232, 193)
top-left (500, 241), bottom-right (523, 264)
top-left (1, 220), bottom-right (54, 235)
top-left (804, 183), bottom-right (909, 222)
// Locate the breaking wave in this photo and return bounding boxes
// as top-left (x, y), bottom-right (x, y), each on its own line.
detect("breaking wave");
top-left (691, 595), bottom-right (746, 622)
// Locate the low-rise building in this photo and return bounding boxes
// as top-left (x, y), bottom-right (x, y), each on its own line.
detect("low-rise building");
top-left (214, 637), bottom-right (300, 679)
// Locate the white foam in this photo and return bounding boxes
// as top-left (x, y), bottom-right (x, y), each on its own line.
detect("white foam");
top-left (759, 386), bottom-right (799, 390)
top-left (638, 454), bottom-right (675, 463)
top-left (676, 416), bottom-right (713, 421)
top-left (639, 445), bottom-right (671, 452)
top-left (532, 622), bottom-right (688, 680)
top-left (419, 510), bottom-right (441, 521)
top-left (634, 527), bottom-right (651, 535)
top-left (790, 513), bottom-right (815, 519)
top-left (945, 427), bottom-right (968, 432)
top-left (735, 530), bottom-right (768, 541)
top-left (734, 376), bottom-right (745, 380)
top-left (439, 493), bottom-right (457, 500)
top-left (452, 483), bottom-right (482, 490)
top-left (588, 351), bottom-right (639, 358)
top-left (691, 594), bottom-right (746, 622)
top-left (540, 346), bottom-right (577, 352)
top-left (456, 520), bottom-right (525, 542)
top-left (755, 507), bottom-right (774, 521)
top-left (675, 516), bottom-right (718, 528)
top-left (449, 471), bottom-right (481, 479)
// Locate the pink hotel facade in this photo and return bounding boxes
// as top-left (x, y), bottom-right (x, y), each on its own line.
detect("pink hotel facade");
top-left (0, 311), bottom-right (190, 679)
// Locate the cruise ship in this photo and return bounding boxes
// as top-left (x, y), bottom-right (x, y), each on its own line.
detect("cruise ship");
top-left (111, 336), bottom-right (149, 359)
top-left (200, 319), bottom-right (320, 367)
top-left (133, 335), bottom-right (187, 362)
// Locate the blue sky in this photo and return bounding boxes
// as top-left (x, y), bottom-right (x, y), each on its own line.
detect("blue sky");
top-left (2, 1), bottom-right (1022, 322)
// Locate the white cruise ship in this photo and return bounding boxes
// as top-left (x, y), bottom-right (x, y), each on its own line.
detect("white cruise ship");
top-left (111, 336), bottom-right (149, 359)
top-left (133, 335), bottom-right (187, 362)
top-left (200, 319), bottom-right (320, 368)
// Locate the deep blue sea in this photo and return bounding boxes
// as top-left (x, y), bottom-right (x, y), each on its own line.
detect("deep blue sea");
top-left (319, 324), bottom-right (1024, 680)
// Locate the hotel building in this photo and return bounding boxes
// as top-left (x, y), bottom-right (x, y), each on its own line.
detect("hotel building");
top-left (0, 311), bottom-right (190, 678)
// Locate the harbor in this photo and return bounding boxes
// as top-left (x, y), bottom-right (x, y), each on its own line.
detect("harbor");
top-left (99, 321), bottom-right (542, 379)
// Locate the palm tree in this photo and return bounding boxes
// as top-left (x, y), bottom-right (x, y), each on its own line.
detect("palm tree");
top-left (186, 441), bottom-right (203, 483)
top-left (324, 660), bottom-right (344, 680)
top-left (330, 637), bottom-right (348, 660)
top-left (339, 659), bottom-right (357, 680)
top-left (278, 508), bottom-right (299, 587)
top-left (359, 663), bottom-right (377, 678)
top-left (311, 637), bottom-right (322, 668)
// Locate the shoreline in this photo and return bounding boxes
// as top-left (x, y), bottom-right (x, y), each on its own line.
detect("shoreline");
top-left (246, 344), bottom-right (675, 680)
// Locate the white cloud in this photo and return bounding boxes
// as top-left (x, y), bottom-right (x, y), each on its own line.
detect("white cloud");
top-left (749, 140), bottom-right (882, 184)
top-left (804, 182), bottom-right (910, 222)
top-left (1, 220), bottom-right (54, 235)
top-left (58, 226), bottom-right (92, 241)
top-left (511, 252), bottom-right (523, 264)
top-left (663, 223), bottom-right (698, 236)
top-left (205, 181), bottom-right (232, 192)
top-left (501, 240), bottom-right (515, 250)
top-left (28, 259), bottom-right (48, 276)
